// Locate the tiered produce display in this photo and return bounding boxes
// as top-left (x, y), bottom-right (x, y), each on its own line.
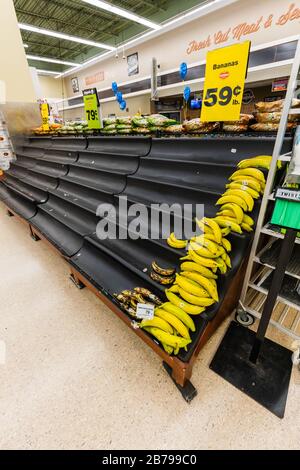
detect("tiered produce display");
top-left (114, 156), bottom-right (274, 355)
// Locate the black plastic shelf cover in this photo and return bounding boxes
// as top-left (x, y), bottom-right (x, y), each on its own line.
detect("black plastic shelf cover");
top-left (33, 160), bottom-right (69, 178)
top-left (0, 185), bottom-right (37, 219)
top-left (17, 146), bottom-right (45, 159)
top-left (87, 136), bottom-right (151, 156)
top-left (148, 136), bottom-right (292, 164)
top-left (75, 150), bottom-right (139, 175)
top-left (28, 136), bottom-right (52, 149)
top-left (21, 168), bottom-right (58, 191)
top-left (3, 174), bottom-right (48, 203)
top-left (61, 166), bottom-right (126, 194)
top-left (38, 194), bottom-right (98, 236)
top-left (30, 210), bottom-right (83, 257)
top-left (42, 148), bottom-right (79, 164)
top-left (52, 180), bottom-right (114, 214)
top-left (15, 155), bottom-right (39, 169)
top-left (51, 136), bottom-right (87, 151)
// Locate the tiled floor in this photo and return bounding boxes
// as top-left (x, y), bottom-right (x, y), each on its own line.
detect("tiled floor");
top-left (0, 202), bottom-right (299, 450)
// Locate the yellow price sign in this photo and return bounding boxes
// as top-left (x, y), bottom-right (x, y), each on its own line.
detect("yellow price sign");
top-left (201, 41), bottom-right (250, 122)
top-left (41, 103), bottom-right (49, 131)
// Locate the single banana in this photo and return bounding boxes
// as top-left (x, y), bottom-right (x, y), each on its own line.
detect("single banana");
top-left (189, 241), bottom-right (220, 259)
top-left (189, 234), bottom-right (220, 255)
top-left (217, 257), bottom-right (227, 274)
top-left (179, 274), bottom-right (210, 297)
top-left (213, 216), bottom-right (242, 234)
top-left (221, 227), bottom-right (231, 236)
top-left (229, 168), bottom-right (265, 183)
top-left (223, 189), bottom-right (254, 211)
top-left (151, 261), bottom-right (175, 277)
top-left (167, 236), bottom-right (187, 249)
top-left (226, 182), bottom-right (260, 199)
top-left (168, 284), bottom-right (180, 293)
top-left (155, 308), bottom-right (190, 339)
top-left (188, 248), bottom-right (222, 268)
top-left (150, 271), bottom-right (175, 285)
top-left (201, 217), bottom-right (222, 244)
top-left (230, 176), bottom-right (262, 193)
top-left (217, 209), bottom-right (236, 219)
top-left (143, 326), bottom-right (191, 349)
top-left (221, 237), bottom-right (232, 252)
top-left (178, 288), bottom-right (215, 307)
top-left (238, 156), bottom-right (276, 170)
top-left (241, 222), bottom-right (253, 232)
top-left (165, 290), bottom-right (206, 315)
top-left (221, 252), bottom-right (232, 268)
top-left (242, 214), bottom-right (254, 226)
top-left (219, 202), bottom-right (244, 223)
top-left (161, 302), bottom-right (195, 332)
top-left (140, 317), bottom-right (174, 334)
top-left (180, 271), bottom-right (218, 302)
top-left (180, 261), bottom-right (218, 279)
top-left (216, 195), bottom-right (247, 212)
top-left (133, 287), bottom-right (162, 305)
top-left (195, 217), bottom-right (214, 235)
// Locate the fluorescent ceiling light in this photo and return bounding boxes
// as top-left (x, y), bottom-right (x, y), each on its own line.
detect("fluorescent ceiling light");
top-left (23, 43), bottom-right (29, 48)
top-left (19, 23), bottom-right (115, 50)
top-left (26, 54), bottom-right (80, 66)
top-left (81, 0), bottom-right (161, 30)
top-left (36, 69), bottom-right (60, 75)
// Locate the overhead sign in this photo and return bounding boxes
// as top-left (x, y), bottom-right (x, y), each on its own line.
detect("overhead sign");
top-left (40, 103), bottom-right (49, 131)
top-left (201, 41), bottom-right (250, 122)
top-left (83, 88), bottom-right (101, 129)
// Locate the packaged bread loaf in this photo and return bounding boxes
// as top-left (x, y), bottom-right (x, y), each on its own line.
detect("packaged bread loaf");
top-left (250, 122), bottom-right (296, 132)
top-left (256, 112), bottom-right (299, 123)
top-left (164, 124), bottom-right (183, 134)
top-left (223, 124), bottom-right (248, 132)
top-left (255, 98), bottom-right (300, 113)
top-left (224, 114), bottom-right (253, 125)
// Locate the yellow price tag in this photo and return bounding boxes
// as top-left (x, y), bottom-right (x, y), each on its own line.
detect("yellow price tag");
top-left (201, 41), bottom-right (250, 122)
top-left (41, 103), bottom-right (49, 131)
top-left (83, 88), bottom-right (101, 130)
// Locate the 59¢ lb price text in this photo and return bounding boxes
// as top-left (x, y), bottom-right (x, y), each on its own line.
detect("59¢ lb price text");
top-left (204, 85), bottom-right (242, 107)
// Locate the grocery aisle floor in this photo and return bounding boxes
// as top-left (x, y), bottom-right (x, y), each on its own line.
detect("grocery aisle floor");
top-left (0, 202), bottom-right (299, 450)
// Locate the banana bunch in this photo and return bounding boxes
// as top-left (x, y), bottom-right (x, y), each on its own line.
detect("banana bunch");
top-left (114, 287), bottom-right (162, 316)
top-left (167, 232), bottom-right (188, 249)
top-left (140, 302), bottom-right (196, 354)
top-left (150, 260), bottom-right (176, 285)
top-left (237, 155), bottom-right (281, 170)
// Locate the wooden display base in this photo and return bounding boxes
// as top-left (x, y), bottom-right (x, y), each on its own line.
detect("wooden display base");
top-left (3, 203), bottom-right (248, 401)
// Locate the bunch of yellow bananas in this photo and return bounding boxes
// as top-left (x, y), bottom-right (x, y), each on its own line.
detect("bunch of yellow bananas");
top-left (167, 232), bottom-right (188, 249)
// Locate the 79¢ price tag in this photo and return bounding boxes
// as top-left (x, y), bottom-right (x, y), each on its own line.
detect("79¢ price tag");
top-left (136, 303), bottom-right (155, 320)
top-left (201, 41), bottom-right (250, 122)
top-left (83, 88), bottom-right (101, 130)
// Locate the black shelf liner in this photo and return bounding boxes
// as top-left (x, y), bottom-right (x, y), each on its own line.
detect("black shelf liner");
top-left (51, 136), bottom-right (87, 151)
top-left (61, 166), bottom-right (126, 194)
top-left (0, 183), bottom-right (37, 219)
top-left (3, 174), bottom-right (48, 204)
top-left (42, 148), bottom-right (79, 164)
top-left (75, 151), bottom-right (139, 175)
top-left (261, 271), bottom-right (300, 307)
top-left (87, 136), bottom-right (151, 156)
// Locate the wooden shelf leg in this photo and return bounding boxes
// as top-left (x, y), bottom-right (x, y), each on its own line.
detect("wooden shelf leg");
top-left (69, 270), bottom-right (85, 290)
top-left (163, 360), bottom-right (197, 403)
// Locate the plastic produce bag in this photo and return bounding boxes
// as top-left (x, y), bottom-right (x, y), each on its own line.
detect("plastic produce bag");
top-left (116, 117), bottom-right (132, 125)
top-left (133, 127), bottom-right (150, 134)
top-left (223, 124), bottom-right (248, 132)
top-left (164, 124), bottom-right (183, 134)
top-left (224, 114), bottom-right (253, 125)
top-left (255, 98), bottom-right (300, 113)
top-left (256, 112), bottom-right (299, 123)
top-left (147, 114), bottom-right (177, 127)
top-left (103, 123), bottom-right (117, 130)
top-left (132, 116), bottom-right (149, 127)
top-left (103, 118), bottom-right (116, 126)
top-left (250, 122), bottom-right (296, 131)
top-left (116, 124), bottom-right (132, 130)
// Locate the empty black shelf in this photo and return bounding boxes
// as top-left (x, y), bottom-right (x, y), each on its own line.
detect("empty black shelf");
top-left (0, 181), bottom-right (11, 201)
top-left (38, 194), bottom-right (98, 236)
top-left (43, 148), bottom-right (79, 164)
top-left (17, 146), bottom-right (45, 158)
top-left (51, 136), bottom-right (87, 151)
top-left (75, 150), bottom-right (139, 174)
top-left (148, 136), bottom-right (291, 165)
top-left (3, 174), bottom-right (48, 203)
top-left (30, 210), bottom-right (83, 257)
top-left (0, 185), bottom-right (37, 219)
top-left (14, 155), bottom-right (38, 169)
top-left (27, 136), bottom-right (52, 149)
top-left (61, 166), bottom-right (126, 194)
top-left (87, 136), bottom-right (151, 156)
top-left (33, 160), bottom-right (69, 177)
top-left (50, 180), bottom-right (114, 214)
top-left (20, 168), bottom-right (58, 191)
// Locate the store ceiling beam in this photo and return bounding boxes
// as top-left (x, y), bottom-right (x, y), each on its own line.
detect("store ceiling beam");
top-left (18, 23), bottom-right (116, 50)
top-left (26, 54), bottom-right (80, 66)
top-left (15, 6), bottom-right (119, 39)
top-left (81, 0), bottom-right (161, 30)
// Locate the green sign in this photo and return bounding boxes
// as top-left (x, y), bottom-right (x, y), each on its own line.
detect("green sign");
top-left (271, 187), bottom-right (300, 230)
top-left (83, 88), bottom-right (101, 129)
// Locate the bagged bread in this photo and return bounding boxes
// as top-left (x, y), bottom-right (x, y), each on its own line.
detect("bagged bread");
top-left (255, 98), bottom-right (300, 113)
top-left (164, 124), bottom-right (183, 134)
top-left (250, 122), bottom-right (296, 132)
top-left (256, 112), bottom-right (299, 123)
top-left (224, 114), bottom-right (253, 125)
top-left (223, 124), bottom-right (248, 132)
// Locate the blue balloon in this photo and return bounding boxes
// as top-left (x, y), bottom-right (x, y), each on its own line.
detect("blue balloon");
top-left (183, 86), bottom-right (191, 101)
top-left (112, 81), bottom-right (118, 94)
top-left (116, 91), bottom-right (123, 103)
top-left (180, 62), bottom-right (188, 80)
top-left (119, 100), bottom-right (126, 111)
